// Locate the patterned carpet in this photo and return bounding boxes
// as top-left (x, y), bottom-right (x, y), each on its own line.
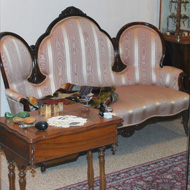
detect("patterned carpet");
top-left (56, 151), bottom-right (188, 190)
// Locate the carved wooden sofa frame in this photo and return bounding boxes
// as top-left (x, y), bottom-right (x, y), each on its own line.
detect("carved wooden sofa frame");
top-left (0, 6), bottom-right (189, 140)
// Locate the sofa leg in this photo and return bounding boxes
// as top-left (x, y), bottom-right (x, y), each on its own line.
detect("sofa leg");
top-left (40, 164), bottom-right (46, 172)
top-left (118, 126), bottom-right (135, 137)
top-left (182, 109), bottom-right (189, 136)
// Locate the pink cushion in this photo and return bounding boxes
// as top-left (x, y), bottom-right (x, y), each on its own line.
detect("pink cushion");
top-left (111, 85), bottom-right (189, 127)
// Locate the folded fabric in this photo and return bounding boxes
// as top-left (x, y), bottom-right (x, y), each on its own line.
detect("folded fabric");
top-left (27, 97), bottom-right (43, 111)
top-left (79, 86), bottom-right (93, 96)
top-left (54, 83), bottom-right (80, 95)
top-left (89, 87), bottom-right (118, 108)
top-left (27, 83), bottom-right (119, 111)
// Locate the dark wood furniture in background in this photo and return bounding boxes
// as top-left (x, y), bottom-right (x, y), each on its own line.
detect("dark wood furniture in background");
top-left (163, 38), bottom-right (190, 93)
top-left (0, 103), bottom-right (123, 190)
top-left (159, 0), bottom-right (190, 93)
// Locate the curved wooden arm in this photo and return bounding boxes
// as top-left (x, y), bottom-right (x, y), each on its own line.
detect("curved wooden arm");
top-left (19, 98), bottom-right (31, 112)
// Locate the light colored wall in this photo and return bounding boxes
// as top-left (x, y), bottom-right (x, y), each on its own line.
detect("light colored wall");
top-left (0, 0), bottom-right (2, 116)
top-left (0, 0), bottom-right (4, 117)
top-left (0, 0), bottom-right (160, 115)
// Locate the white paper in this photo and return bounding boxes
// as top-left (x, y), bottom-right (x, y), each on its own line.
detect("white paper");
top-left (47, 115), bottom-right (87, 128)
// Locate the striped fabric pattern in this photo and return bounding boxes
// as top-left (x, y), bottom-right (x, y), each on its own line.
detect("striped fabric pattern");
top-left (0, 35), bottom-right (52, 98)
top-left (0, 35), bottom-right (53, 112)
top-left (0, 18), bottom-right (188, 120)
top-left (0, 36), bottom-right (33, 92)
top-left (118, 25), bottom-right (181, 90)
top-left (38, 20), bottom-right (182, 92)
top-left (119, 25), bottom-right (162, 85)
top-left (37, 16), bottom-right (116, 94)
top-left (111, 85), bottom-right (189, 127)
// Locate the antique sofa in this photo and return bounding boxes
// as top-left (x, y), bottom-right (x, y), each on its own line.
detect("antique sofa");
top-left (0, 6), bottom-right (189, 137)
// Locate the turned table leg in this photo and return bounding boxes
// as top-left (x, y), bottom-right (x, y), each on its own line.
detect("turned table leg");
top-left (18, 167), bottom-right (26, 190)
top-left (99, 147), bottom-right (106, 190)
top-left (8, 161), bottom-right (15, 190)
top-left (87, 150), bottom-right (94, 190)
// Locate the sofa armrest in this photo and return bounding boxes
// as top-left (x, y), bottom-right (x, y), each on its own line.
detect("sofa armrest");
top-left (155, 66), bottom-right (184, 91)
top-left (5, 89), bottom-right (27, 102)
top-left (5, 89), bottom-right (30, 112)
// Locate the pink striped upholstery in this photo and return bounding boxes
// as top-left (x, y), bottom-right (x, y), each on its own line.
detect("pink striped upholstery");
top-left (113, 24), bottom-right (189, 127)
top-left (118, 25), bottom-right (181, 90)
top-left (0, 17), bottom-right (189, 128)
top-left (0, 35), bottom-right (52, 112)
top-left (110, 85), bottom-right (189, 127)
top-left (0, 35), bottom-right (33, 92)
top-left (38, 20), bottom-right (182, 91)
top-left (38, 16), bottom-right (115, 93)
top-left (36, 20), bottom-right (189, 128)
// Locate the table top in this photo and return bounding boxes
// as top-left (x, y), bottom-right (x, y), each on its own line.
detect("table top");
top-left (0, 103), bottom-right (123, 144)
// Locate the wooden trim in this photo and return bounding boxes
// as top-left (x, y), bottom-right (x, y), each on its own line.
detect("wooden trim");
top-left (176, 0), bottom-right (182, 37)
top-left (118, 109), bottom-right (189, 137)
top-left (163, 34), bottom-right (190, 44)
top-left (159, 0), bottom-right (162, 30)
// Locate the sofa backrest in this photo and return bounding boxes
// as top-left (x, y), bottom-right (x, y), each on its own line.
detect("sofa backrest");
top-left (36, 13), bottom-right (117, 95)
top-left (0, 33), bottom-right (54, 100)
top-left (0, 34), bottom-right (32, 88)
top-left (0, 7), bottom-right (167, 101)
top-left (114, 22), bottom-right (165, 86)
top-left (0, 33), bottom-right (35, 94)
top-left (36, 10), bottom-right (166, 97)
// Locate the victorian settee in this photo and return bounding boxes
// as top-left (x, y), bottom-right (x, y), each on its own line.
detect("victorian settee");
top-left (0, 6), bottom-right (189, 137)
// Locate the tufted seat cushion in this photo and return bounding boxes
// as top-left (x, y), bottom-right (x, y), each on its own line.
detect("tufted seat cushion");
top-left (111, 85), bottom-right (189, 128)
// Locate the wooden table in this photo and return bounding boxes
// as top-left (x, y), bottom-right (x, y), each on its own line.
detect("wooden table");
top-left (0, 103), bottom-right (123, 190)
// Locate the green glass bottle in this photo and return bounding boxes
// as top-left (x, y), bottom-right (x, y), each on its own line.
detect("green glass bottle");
top-left (5, 111), bottom-right (30, 119)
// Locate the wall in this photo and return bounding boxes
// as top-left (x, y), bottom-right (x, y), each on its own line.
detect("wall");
top-left (0, 0), bottom-right (160, 115)
top-left (0, 0), bottom-right (3, 116)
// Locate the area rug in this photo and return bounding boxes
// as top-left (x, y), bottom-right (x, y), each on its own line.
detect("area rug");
top-left (56, 151), bottom-right (189, 190)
